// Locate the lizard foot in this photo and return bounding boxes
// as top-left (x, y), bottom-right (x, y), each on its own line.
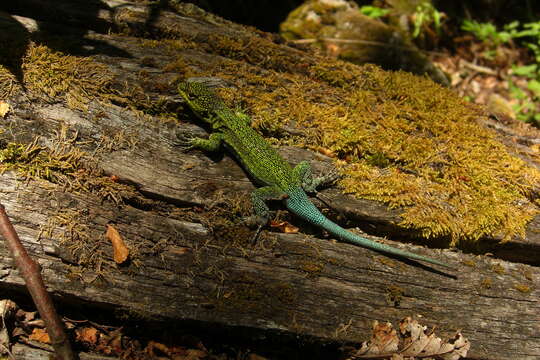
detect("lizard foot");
top-left (319, 168), bottom-right (342, 188)
top-left (242, 215), bottom-right (269, 244)
top-left (173, 129), bottom-right (197, 151)
top-left (303, 168), bottom-right (342, 194)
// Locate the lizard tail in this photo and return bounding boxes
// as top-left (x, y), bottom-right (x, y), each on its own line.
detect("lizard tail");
top-left (285, 187), bottom-right (453, 270)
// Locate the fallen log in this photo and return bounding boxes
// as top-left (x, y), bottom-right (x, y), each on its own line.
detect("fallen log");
top-left (0, 2), bottom-right (538, 359)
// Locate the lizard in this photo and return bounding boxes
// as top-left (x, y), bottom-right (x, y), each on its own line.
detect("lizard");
top-left (177, 81), bottom-right (453, 270)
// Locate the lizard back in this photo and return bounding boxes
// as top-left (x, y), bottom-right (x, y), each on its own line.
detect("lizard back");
top-left (216, 108), bottom-right (298, 189)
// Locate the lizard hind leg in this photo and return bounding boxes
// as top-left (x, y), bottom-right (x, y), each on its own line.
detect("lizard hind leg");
top-left (246, 185), bottom-right (288, 243)
top-left (293, 161), bottom-right (340, 194)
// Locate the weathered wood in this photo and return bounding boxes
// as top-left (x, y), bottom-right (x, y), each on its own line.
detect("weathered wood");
top-left (0, 2), bottom-right (539, 359)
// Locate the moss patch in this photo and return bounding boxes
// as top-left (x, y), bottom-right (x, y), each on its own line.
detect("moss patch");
top-left (205, 57), bottom-right (540, 245)
top-left (0, 65), bottom-right (21, 99)
top-left (21, 43), bottom-right (116, 111)
top-left (0, 137), bottom-right (136, 203)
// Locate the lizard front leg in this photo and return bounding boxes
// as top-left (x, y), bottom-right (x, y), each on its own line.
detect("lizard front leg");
top-left (248, 185), bottom-right (288, 242)
top-left (293, 161), bottom-right (339, 193)
top-left (175, 131), bottom-right (224, 152)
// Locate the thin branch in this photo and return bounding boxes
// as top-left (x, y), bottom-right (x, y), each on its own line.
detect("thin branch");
top-left (0, 204), bottom-right (77, 360)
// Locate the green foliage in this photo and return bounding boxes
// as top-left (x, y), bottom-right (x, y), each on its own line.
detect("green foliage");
top-left (462, 19), bottom-right (540, 125)
top-left (359, 5), bottom-right (390, 19)
top-left (508, 78), bottom-right (540, 123)
top-left (411, 2), bottom-right (442, 38)
top-left (461, 20), bottom-right (516, 47)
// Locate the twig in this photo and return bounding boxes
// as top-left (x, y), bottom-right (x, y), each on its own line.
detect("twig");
top-left (0, 204), bottom-right (76, 360)
top-left (460, 59), bottom-right (498, 75)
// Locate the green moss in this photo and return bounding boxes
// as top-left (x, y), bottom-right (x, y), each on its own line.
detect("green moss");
top-left (386, 284), bottom-right (404, 306)
top-left (514, 284), bottom-right (532, 293)
top-left (301, 261), bottom-right (324, 275)
top-left (176, 35), bottom-right (540, 245)
top-left (0, 65), bottom-right (21, 99)
top-left (491, 263), bottom-right (506, 275)
top-left (480, 278), bottom-right (493, 289)
top-left (204, 34), bottom-right (309, 74)
top-left (22, 43), bottom-right (116, 111)
top-left (43, 209), bottom-right (101, 267)
top-left (0, 138), bottom-right (136, 203)
top-left (282, 63), bottom-right (539, 245)
top-left (15, 42), bottom-right (161, 118)
top-left (462, 260), bottom-right (477, 267)
top-left (0, 141), bottom-right (81, 182)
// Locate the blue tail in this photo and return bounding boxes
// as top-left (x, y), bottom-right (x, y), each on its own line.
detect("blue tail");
top-left (285, 187), bottom-right (453, 269)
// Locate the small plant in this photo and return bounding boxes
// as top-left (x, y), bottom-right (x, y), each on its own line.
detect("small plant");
top-left (461, 20), bottom-right (517, 47)
top-left (411, 1), bottom-right (443, 38)
top-left (359, 5), bottom-right (390, 19)
top-left (462, 19), bottom-right (540, 125)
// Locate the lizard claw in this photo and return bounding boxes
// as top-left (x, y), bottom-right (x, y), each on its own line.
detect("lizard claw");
top-left (323, 168), bottom-right (342, 187)
top-left (243, 215), bottom-right (269, 244)
top-left (173, 129), bottom-right (196, 151)
top-left (303, 168), bottom-right (342, 194)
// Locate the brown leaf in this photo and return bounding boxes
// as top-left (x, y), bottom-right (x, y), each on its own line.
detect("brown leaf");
top-left (399, 317), bottom-right (470, 360)
top-left (76, 327), bottom-right (99, 345)
top-left (314, 146), bottom-right (336, 158)
top-left (354, 320), bottom-right (399, 356)
top-left (248, 353), bottom-right (269, 360)
top-left (106, 224), bottom-right (129, 264)
top-left (11, 327), bottom-right (25, 337)
top-left (29, 328), bottom-right (50, 344)
top-left (0, 101), bottom-right (10, 118)
top-left (0, 300), bottom-right (17, 319)
top-left (0, 300), bottom-right (17, 352)
top-left (350, 317), bottom-right (470, 360)
top-left (146, 341), bottom-right (171, 357)
top-left (23, 311), bottom-right (37, 322)
top-left (269, 220), bottom-right (299, 234)
top-left (169, 247), bottom-right (191, 255)
top-left (185, 349), bottom-right (208, 359)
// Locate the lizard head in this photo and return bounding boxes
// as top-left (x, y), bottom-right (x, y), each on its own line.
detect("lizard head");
top-left (178, 82), bottom-right (225, 119)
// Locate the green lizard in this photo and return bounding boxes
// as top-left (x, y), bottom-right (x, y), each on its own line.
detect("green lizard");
top-left (177, 81), bottom-right (453, 269)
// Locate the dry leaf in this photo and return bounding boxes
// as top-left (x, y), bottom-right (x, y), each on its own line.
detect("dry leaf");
top-left (0, 102), bottom-right (10, 118)
top-left (106, 224), bottom-right (129, 264)
top-left (169, 246), bottom-right (191, 255)
top-left (0, 300), bottom-right (17, 319)
top-left (1, 300), bottom-right (18, 354)
top-left (315, 146), bottom-right (336, 158)
top-left (354, 321), bottom-right (399, 356)
top-left (96, 328), bottom-right (123, 355)
top-left (350, 317), bottom-right (470, 360)
top-left (185, 348), bottom-right (208, 359)
top-left (146, 341), bottom-right (171, 357)
top-left (76, 327), bottom-right (99, 345)
top-left (22, 310), bottom-right (37, 322)
top-left (29, 328), bottom-right (50, 344)
top-left (269, 220), bottom-right (299, 233)
top-left (248, 354), bottom-right (269, 360)
top-left (400, 317), bottom-right (470, 359)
